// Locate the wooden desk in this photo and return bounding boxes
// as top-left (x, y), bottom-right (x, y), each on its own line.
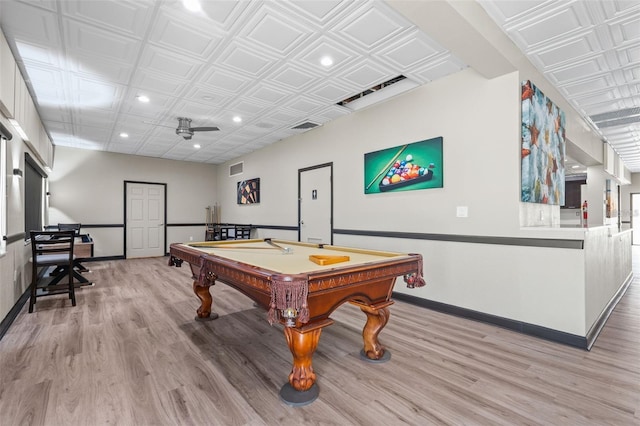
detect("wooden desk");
top-left (46, 235), bottom-right (93, 257)
top-left (72, 235), bottom-right (94, 259)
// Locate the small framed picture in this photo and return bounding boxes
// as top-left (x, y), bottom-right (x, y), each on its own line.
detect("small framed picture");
top-left (237, 178), bottom-right (260, 204)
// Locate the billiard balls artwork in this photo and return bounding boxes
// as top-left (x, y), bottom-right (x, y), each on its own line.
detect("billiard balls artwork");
top-left (379, 154), bottom-right (433, 192)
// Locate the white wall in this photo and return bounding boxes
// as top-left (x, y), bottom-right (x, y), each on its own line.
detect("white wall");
top-left (584, 227), bottom-right (632, 333)
top-left (620, 172), bottom-right (640, 228)
top-left (219, 68), bottom-right (523, 237)
top-left (212, 68), bottom-right (604, 335)
top-left (3, 64), bottom-right (629, 339)
top-left (0, 115), bottom-right (47, 321)
top-left (48, 147), bottom-right (218, 256)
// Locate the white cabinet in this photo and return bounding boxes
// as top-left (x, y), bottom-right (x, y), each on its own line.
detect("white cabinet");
top-left (603, 143), bottom-right (615, 176)
top-left (13, 75), bottom-right (28, 135)
top-left (38, 122), bottom-right (53, 168)
top-left (24, 91), bottom-right (38, 143)
top-left (0, 29), bottom-right (53, 167)
top-left (603, 142), bottom-right (631, 185)
top-left (0, 31), bottom-right (16, 118)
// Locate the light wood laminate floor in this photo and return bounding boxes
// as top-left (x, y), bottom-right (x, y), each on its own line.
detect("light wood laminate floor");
top-left (1, 249), bottom-right (639, 425)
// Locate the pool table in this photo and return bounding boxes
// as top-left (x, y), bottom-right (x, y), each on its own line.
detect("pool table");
top-left (168, 238), bottom-right (425, 406)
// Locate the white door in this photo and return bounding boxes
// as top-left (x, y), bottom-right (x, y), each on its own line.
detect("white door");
top-left (299, 165), bottom-right (332, 244)
top-left (633, 193), bottom-right (640, 245)
top-left (126, 182), bottom-right (165, 258)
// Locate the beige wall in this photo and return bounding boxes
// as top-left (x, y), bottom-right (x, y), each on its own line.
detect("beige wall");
top-left (2, 66), bottom-right (631, 338)
top-left (214, 67), bottom-right (627, 336)
top-left (220, 68), bottom-right (523, 236)
top-left (48, 147), bottom-right (218, 257)
top-left (620, 172), bottom-right (640, 228)
top-left (0, 115), bottom-right (47, 321)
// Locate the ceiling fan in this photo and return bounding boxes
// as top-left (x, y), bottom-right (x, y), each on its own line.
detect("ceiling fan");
top-left (175, 117), bottom-right (219, 140)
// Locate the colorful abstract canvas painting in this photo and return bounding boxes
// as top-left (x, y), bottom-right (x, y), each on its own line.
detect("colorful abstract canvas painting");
top-left (521, 80), bottom-right (566, 204)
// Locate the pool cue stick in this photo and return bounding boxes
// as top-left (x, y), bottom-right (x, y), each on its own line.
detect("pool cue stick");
top-left (365, 144), bottom-right (408, 190)
top-left (190, 245), bottom-right (280, 250)
top-left (265, 239), bottom-right (292, 254)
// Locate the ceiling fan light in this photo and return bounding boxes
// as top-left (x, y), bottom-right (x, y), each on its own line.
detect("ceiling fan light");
top-left (176, 117), bottom-right (193, 139)
top-left (175, 116), bottom-right (219, 139)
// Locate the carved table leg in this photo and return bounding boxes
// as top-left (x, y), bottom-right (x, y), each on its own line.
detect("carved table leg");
top-left (285, 326), bottom-right (320, 390)
top-left (359, 304), bottom-right (391, 362)
top-left (279, 325), bottom-right (324, 406)
top-left (193, 281), bottom-right (218, 321)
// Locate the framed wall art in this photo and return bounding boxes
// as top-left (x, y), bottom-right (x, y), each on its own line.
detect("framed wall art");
top-left (364, 136), bottom-right (443, 194)
top-left (237, 178), bottom-right (260, 204)
top-left (521, 80), bottom-right (566, 205)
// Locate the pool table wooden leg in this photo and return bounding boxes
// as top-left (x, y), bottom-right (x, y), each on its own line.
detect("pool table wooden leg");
top-left (283, 326), bottom-right (321, 392)
top-left (193, 281), bottom-right (218, 321)
top-left (358, 302), bottom-right (393, 361)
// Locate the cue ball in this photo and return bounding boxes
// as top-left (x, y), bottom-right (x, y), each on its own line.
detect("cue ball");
top-left (406, 154), bottom-right (413, 162)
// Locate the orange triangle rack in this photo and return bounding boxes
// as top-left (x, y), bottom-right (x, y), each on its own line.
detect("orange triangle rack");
top-left (308, 255), bottom-right (350, 265)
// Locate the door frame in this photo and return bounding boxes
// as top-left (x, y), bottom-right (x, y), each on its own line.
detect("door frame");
top-left (631, 192), bottom-right (640, 245)
top-left (123, 180), bottom-right (167, 258)
top-left (298, 162), bottom-right (333, 244)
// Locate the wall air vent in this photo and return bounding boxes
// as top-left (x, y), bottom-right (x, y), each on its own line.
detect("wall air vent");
top-left (291, 121), bottom-right (319, 130)
top-left (229, 161), bottom-right (243, 177)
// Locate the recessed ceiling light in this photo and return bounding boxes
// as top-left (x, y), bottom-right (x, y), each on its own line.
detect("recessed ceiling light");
top-left (193, 144), bottom-right (201, 149)
top-left (137, 95), bottom-right (149, 103)
top-left (119, 132), bottom-right (129, 138)
top-left (183, 0), bottom-right (201, 12)
top-left (233, 116), bottom-right (242, 123)
top-left (572, 165), bottom-right (580, 169)
top-left (320, 56), bottom-right (333, 67)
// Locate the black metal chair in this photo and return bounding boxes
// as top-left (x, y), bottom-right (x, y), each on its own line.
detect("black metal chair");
top-left (218, 225), bottom-right (232, 240)
top-left (29, 230), bottom-right (77, 313)
top-left (234, 225), bottom-right (252, 239)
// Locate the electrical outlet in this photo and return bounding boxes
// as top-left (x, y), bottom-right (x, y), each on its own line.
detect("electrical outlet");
top-left (456, 206), bottom-right (468, 218)
top-left (189, 236), bottom-right (193, 241)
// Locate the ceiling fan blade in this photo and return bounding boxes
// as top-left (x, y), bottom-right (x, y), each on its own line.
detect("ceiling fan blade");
top-left (143, 120), bottom-right (175, 129)
top-left (190, 126), bottom-right (220, 132)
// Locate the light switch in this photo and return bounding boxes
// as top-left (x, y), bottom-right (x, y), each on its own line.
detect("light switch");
top-left (456, 206), bottom-right (468, 217)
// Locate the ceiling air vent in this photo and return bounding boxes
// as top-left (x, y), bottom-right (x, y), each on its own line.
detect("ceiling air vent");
top-left (291, 121), bottom-right (319, 130)
top-left (229, 161), bottom-right (243, 177)
top-left (338, 75), bottom-right (408, 107)
top-left (590, 107), bottom-right (640, 129)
